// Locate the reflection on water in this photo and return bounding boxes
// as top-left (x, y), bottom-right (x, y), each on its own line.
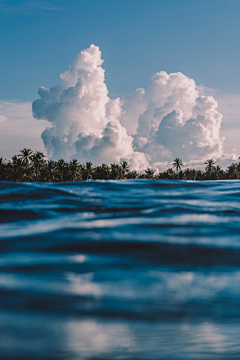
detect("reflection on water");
top-left (67, 320), bottom-right (240, 360)
top-left (1, 313), bottom-right (239, 359)
top-left (0, 180), bottom-right (239, 359)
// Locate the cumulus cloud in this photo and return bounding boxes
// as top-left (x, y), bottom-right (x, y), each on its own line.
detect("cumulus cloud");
top-left (124, 72), bottom-right (224, 169)
top-left (32, 44), bottom-right (148, 170)
top-left (32, 44), bottom-right (226, 170)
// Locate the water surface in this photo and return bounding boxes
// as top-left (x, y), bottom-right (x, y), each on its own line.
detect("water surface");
top-left (0, 180), bottom-right (239, 359)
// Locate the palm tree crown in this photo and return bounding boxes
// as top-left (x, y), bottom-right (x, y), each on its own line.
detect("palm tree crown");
top-left (31, 151), bottom-right (46, 181)
top-left (1, 147), bottom-right (240, 182)
top-left (205, 159), bottom-right (215, 171)
top-left (204, 159), bottom-right (215, 179)
top-left (144, 168), bottom-right (155, 179)
top-left (172, 158), bottom-right (183, 172)
top-left (18, 148), bottom-right (33, 165)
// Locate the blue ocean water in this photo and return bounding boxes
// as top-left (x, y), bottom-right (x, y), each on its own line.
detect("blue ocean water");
top-left (0, 179), bottom-right (239, 360)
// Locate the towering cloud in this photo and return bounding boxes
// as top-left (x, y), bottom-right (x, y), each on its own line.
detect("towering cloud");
top-left (33, 44), bottom-right (224, 170)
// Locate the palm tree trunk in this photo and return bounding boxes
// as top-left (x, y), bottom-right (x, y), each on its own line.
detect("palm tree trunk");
top-left (36, 164), bottom-right (40, 182)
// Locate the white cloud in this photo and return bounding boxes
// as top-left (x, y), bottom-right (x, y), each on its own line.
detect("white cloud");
top-left (128, 73), bottom-right (224, 167)
top-left (32, 44), bottom-right (149, 170)
top-left (32, 44), bottom-right (227, 170)
top-left (0, 43), bottom-right (233, 170)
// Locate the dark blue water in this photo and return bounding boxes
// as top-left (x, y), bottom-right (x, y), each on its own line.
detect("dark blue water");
top-left (0, 180), bottom-right (239, 360)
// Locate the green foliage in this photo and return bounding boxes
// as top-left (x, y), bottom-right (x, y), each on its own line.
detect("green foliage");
top-left (0, 149), bottom-right (239, 182)
top-left (172, 158), bottom-right (183, 172)
top-left (144, 168), bottom-right (155, 179)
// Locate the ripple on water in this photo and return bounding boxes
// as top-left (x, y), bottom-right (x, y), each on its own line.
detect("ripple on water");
top-left (0, 180), bottom-right (239, 359)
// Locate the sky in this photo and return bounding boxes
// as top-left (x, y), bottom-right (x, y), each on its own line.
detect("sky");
top-left (0, 0), bottom-right (239, 169)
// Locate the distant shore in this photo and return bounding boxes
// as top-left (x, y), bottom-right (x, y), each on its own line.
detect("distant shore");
top-left (1, 149), bottom-right (240, 182)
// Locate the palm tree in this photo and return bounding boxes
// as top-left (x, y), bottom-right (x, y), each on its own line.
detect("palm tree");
top-left (120, 160), bottom-right (130, 179)
top-left (236, 158), bottom-right (240, 177)
top-left (164, 168), bottom-right (176, 179)
top-left (85, 161), bottom-right (93, 180)
top-left (191, 169), bottom-right (197, 181)
top-left (86, 162), bottom-right (93, 173)
top-left (69, 159), bottom-right (81, 181)
top-left (127, 170), bottom-right (139, 179)
top-left (0, 157), bottom-right (5, 180)
top-left (31, 151), bottom-right (46, 181)
top-left (144, 168), bottom-right (155, 179)
top-left (11, 155), bottom-right (25, 181)
top-left (110, 163), bottom-right (122, 179)
top-left (205, 159), bottom-right (215, 179)
top-left (172, 158), bottom-right (183, 173)
top-left (196, 170), bottom-right (203, 180)
top-left (101, 163), bottom-right (110, 179)
top-left (215, 165), bottom-right (225, 180)
top-left (95, 164), bottom-right (110, 179)
top-left (47, 160), bottom-right (57, 182)
top-left (18, 148), bottom-right (33, 165)
top-left (183, 168), bottom-right (191, 180)
top-left (56, 159), bottom-right (67, 182)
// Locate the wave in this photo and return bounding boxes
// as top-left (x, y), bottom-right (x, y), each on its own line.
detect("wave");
top-left (0, 180), bottom-right (239, 359)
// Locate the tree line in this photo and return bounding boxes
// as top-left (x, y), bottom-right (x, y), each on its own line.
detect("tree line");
top-left (0, 150), bottom-right (240, 182)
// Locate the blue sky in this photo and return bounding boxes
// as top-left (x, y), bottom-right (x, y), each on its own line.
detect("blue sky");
top-left (0, 0), bottom-right (239, 100)
top-left (0, 0), bottom-right (239, 164)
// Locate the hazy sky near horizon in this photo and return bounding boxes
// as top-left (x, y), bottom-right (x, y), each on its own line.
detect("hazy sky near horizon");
top-left (0, 0), bottom-right (239, 165)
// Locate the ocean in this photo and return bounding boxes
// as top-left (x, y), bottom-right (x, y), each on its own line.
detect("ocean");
top-left (0, 180), bottom-right (239, 360)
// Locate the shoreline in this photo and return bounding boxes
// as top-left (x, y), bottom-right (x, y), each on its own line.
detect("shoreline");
top-left (1, 150), bottom-right (240, 182)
